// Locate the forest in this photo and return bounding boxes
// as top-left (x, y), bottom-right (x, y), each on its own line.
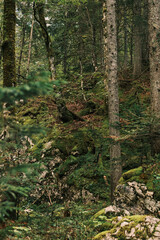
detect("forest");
top-left (0, 0), bottom-right (160, 239)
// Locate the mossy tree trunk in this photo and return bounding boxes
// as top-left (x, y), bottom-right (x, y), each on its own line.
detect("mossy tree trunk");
top-left (105, 0), bottom-right (122, 202)
top-left (3, 0), bottom-right (16, 87)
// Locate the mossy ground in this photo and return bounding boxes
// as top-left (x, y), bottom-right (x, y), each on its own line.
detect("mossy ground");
top-left (1, 201), bottom-right (105, 240)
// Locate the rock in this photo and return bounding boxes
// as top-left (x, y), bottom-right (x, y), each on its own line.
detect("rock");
top-left (153, 231), bottom-right (160, 237)
top-left (94, 215), bottom-right (160, 240)
top-left (120, 221), bottom-right (129, 227)
top-left (93, 181), bottom-right (160, 239)
top-left (114, 182), bottom-right (160, 216)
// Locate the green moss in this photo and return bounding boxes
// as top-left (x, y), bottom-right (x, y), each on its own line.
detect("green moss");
top-left (146, 178), bottom-right (154, 191)
top-left (123, 166), bottom-right (143, 180)
top-left (93, 215), bottom-right (147, 240)
top-left (127, 215), bottom-right (146, 223)
top-left (93, 230), bottom-right (109, 240)
top-left (91, 208), bottom-right (105, 220)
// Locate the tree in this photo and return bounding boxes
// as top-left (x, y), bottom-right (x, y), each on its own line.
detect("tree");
top-left (105, 0), bottom-right (122, 201)
top-left (148, 0), bottom-right (160, 154)
top-left (2, 0), bottom-right (16, 87)
top-left (34, 2), bottom-right (56, 81)
top-left (133, 0), bottom-right (142, 77)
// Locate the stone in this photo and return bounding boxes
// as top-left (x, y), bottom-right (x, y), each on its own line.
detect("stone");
top-left (155, 224), bottom-right (160, 232)
top-left (153, 231), bottom-right (160, 237)
top-left (146, 191), bottom-right (154, 197)
top-left (120, 221), bottom-right (129, 227)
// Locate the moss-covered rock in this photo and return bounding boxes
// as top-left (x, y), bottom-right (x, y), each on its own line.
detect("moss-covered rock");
top-left (93, 215), bottom-right (160, 240)
top-left (119, 166), bottom-right (143, 183)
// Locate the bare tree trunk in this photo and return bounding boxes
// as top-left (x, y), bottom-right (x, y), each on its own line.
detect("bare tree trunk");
top-left (133, 0), bottom-right (142, 77)
top-left (27, 15), bottom-right (34, 76)
top-left (102, 1), bottom-right (108, 90)
top-left (142, 0), bottom-right (149, 68)
top-left (86, 6), bottom-right (98, 72)
top-left (79, 58), bottom-right (86, 102)
top-left (17, 23), bottom-right (26, 82)
top-left (105, 0), bottom-right (122, 202)
top-left (148, 0), bottom-right (160, 154)
top-left (123, 3), bottom-right (128, 70)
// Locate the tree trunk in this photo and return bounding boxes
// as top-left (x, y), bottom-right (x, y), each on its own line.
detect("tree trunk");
top-left (148, 0), bottom-right (160, 154)
top-left (3, 0), bottom-right (16, 87)
top-left (133, 0), bottom-right (142, 77)
top-left (27, 14), bottom-right (34, 76)
top-left (86, 6), bottom-right (98, 72)
top-left (105, 0), bottom-right (122, 202)
top-left (34, 2), bottom-right (55, 81)
top-left (17, 23), bottom-right (26, 83)
top-left (123, 3), bottom-right (128, 70)
top-left (142, 0), bottom-right (149, 68)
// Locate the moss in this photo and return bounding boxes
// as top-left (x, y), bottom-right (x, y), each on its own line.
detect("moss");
top-left (93, 230), bottom-right (109, 240)
top-left (123, 166), bottom-right (143, 180)
top-left (91, 208), bottom-right (105, 220)
top-left (93, 215), bottom-right (147, 240)
top-left (146, 178), bottom-right (154, 191)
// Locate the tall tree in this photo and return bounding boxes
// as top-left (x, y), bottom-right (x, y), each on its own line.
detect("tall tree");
top-left (105, 0), bottom-right (122, 201)
top-left (133, 0), bottom-right (142, 77)
top-left (2, 0), bottom-right (16, 87)
top-left (34, 2), bottom-right (55, 81)
top-left (148, 0), bottom-right (160, 154)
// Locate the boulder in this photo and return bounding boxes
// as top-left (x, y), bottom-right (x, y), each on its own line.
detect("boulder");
top-left (94, 215), bottom-right (160, 240)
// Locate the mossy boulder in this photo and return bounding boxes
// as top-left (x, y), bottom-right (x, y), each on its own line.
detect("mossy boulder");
top-left (119, 166), bottom-right (143, 185)
top-left (93, 215), bottom-right (160, 240)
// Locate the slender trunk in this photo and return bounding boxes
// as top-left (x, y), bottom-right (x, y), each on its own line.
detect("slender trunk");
top-left (133, 0), bottom-right (142, 77)
top-left (123, 4), bottom-right (128, 70)
top-left (3, 0), bottom-right (16, 87)
top-left (79, 58), bottom-right (86, 102)
top-left (17, 23), bottom-right (26, 82)
top-left (103, 1), bottom-right (108, 90)
top-left (63, 10), bottom-right (68, 75)
top-left (27, 15), bottom-right (34, 76)
top-left (130, 19), bottom-right (133, 67)
top-left (106, 0), bottom-right (122, 202)
top-left (86, 6), bottom-right (98, 72)
top-left (34, 2), bottom-right (55, 81)
top-left (142, 0), bottom-right (149, 68)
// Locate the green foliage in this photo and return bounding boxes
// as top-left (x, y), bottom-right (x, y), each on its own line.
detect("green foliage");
top-left (0, 78), bottom-right (54, 225)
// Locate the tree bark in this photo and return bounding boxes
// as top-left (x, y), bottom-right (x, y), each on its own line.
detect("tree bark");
top-left (149, 0), bottom-right (160, 114)
top-left (133, 0), bottom-right (142, 77)
top-left (148, 0), bottom-right (160, 154)
top-left (106, 0), bottom-right (122, 202)
top-left (17, 23), bottom-right (26, 83)
top-left (123, 3), bottom-right (128, 70)
top-left (3, 0), bottom-right (16, 87)
top-left (27, 15), bottom-right (34, 76)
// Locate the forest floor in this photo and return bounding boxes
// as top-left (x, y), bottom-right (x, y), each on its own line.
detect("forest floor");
top-left (2, 201), bottom-right (105, 239)
top-left (1, 71), bottom-right (156, 239)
